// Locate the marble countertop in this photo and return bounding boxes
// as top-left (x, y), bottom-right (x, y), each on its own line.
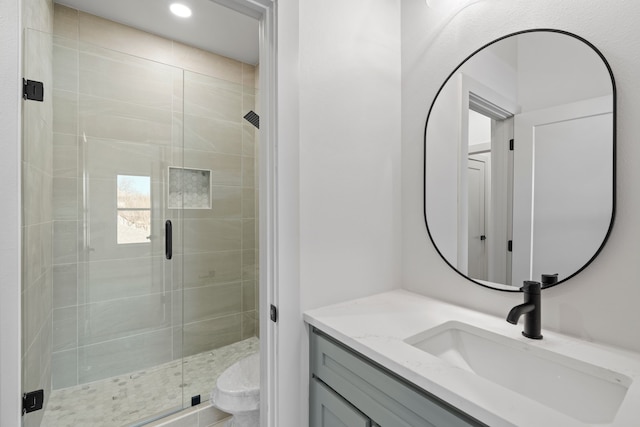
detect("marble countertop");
top-left (303, 290), bottom-right (640, 427)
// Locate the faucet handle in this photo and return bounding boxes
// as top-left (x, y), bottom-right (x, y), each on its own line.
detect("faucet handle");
top-left (521, 281), bottom-right (541, 294)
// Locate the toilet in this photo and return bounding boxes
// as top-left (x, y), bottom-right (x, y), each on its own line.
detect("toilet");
top-left (210, 352), bottom-right (260, 427)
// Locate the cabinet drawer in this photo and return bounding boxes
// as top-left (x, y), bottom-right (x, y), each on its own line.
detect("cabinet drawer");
top-left (310, 328), bottom-right (486, 427)
top-left (311, 378), bottom-right (371, 427)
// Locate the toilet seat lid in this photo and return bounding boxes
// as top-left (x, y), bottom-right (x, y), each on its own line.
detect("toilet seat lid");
top-left (217, 352), bottom-right (260, 395)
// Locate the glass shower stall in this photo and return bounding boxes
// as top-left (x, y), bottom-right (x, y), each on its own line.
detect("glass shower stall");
top-left (22, 26), bottom-right (259, 427)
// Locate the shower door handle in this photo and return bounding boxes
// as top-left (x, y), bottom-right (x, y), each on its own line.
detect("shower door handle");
top-left (165, 220), bottom-right (172, 260)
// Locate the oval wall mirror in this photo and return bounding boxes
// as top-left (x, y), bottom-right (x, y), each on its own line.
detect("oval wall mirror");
top-left (423, 29), bottom-right (616, 291)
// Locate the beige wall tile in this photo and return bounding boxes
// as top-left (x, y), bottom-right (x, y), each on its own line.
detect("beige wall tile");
top-left (23, 224), bottom-right (45, 286)
top-left (181, 282), bottom-right (241, 324)
top-left (53, 4), bottom-right (78, 42)
top-left (183, 219), bottom-right (241, 253)
top-left (53, 44), bottom-right (78, 92)
top-left (79, 95), bottom-right (172, 143)
top-left (22, 164), bottom-right (48, 226)
top-left (242, 281), bottom-right (255, 312)
top-left (182, 150), bottom-right (242, 186)
top-left (242, 250), bottom-right (256, 281)
top-left (183, 114), bottom-right (242, 154)
top-left (242, 63), bottom-right (256, 89)
top-left (242, 188), bottom-right (255, 219)
top-left (23, 0), bottom-right (53, 33)
top-left (53, 177), bottom-right (77, 220)
top-left (173, 251), bottom-right (242, 290)
top-left (241, 124), bottom-right (255, 158)
top-left (53, 133), bottom-right (78, 178)
top-left (79, 46), bottom-right (175, 109)
top-left (52, 307), bottom-right (77, 352)
top-left (242, 92), bottom-right (255, 112)
top-left (53, 220), bottom-right (78, 265)
top-left (78, 12), bottom-right (174, 64)
top-left (52, 349), bottom-right (77, 389)
top-left (242, 219), bottom-right (255, 249)
top-left (78, 328), bottom-right (173, 383)
top-left (52, 263), bottom-right (77, 308)
top-left (78, 293), bottom-right (171, 346)
top-left (242, 156), bottom-right (254, 188)
top-left (254, 64), bottom-right (260, 90)
top-left (173, 42), bottom-right (242, 84)
top-left (177, 186), bottom-right (242, 220)
top-left (79, 256), bottom-right (166, 304)
top-left (53, 89), bottom-right (77, 134)
top-left (184, 73), bottom-right (242, 122)
top-left (84, 137), bottom-right (172, 180)
top-left (241, 311), bottom-right (256, 340)
top-left (179, 314), bottom-right (242, 358)
top-left (23, 273), bottom-right (46, 351)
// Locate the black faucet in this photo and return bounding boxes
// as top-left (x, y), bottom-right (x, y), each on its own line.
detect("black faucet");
top-left (506, 281), bottom-right (543, 339)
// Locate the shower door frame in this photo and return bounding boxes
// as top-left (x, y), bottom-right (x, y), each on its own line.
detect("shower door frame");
top-left (209, 2), bottom-right (281, 426)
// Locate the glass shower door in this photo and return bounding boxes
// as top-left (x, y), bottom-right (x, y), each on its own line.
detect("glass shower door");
top-left (22, 31), bottom-right (189, 427)
top-left (75, 41), bottom-right (185, 425)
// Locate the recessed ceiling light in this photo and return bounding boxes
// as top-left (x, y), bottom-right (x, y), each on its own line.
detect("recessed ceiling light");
top-left (170, 3), bottom-right (192, 18)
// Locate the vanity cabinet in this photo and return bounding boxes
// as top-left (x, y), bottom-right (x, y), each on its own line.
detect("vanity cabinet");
top-left (309, 327), bottom-right (486, 427)
top-left (310, 377), bottom-right (374, 427)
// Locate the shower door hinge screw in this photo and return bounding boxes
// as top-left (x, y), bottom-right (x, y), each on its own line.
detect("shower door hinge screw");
top-left (270, 304), bottom-right (278, 323)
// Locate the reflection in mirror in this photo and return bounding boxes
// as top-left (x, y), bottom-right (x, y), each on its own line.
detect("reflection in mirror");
top-left (424, 30), bottom-right (615, 291)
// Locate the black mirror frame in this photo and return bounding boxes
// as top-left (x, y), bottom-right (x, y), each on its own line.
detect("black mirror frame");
top-left (422, 28), bottom-right (617, 292)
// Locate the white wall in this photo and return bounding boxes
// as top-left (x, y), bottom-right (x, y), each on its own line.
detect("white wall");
top-left (0, 0), bottom-right (23, 424)
top-left (517, 31), bottom-right (612, 112)
top-left (278, 0), bottom-right (401, 427)
top-left (425, 76), bottom-right (460, 265)
top-left (402, 0), bottom-right (640, 353)
top-left (298, 0), bottom-right (402, 312)
top-left (273, 1), bottom-right (301, 426)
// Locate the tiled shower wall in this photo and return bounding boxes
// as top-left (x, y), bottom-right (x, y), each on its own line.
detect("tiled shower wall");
top-left (50, 4), bottom-right (259, 389)
top-left (22, 0), bottom-right (54, 426)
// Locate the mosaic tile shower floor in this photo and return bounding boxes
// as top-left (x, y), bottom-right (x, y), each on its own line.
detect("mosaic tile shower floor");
top-left (42, 338), bottom-right (259, 427)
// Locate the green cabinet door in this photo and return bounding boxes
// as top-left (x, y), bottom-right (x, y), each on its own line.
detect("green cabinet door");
top-left (310, 378), bottom-right (371, 427)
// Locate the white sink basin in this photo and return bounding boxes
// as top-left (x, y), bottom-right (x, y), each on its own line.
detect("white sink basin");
top-left (405, 321), bottom-right (631, 424)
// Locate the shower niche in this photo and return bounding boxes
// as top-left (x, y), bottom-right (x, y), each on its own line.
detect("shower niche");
top-left (168, 167), bottom-right (213, 210)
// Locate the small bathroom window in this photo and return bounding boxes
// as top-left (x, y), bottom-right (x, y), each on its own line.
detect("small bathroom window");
top-left (116, 175), bottom-right (151, 244)
top-left (168, 167), bottom-right (212, 209)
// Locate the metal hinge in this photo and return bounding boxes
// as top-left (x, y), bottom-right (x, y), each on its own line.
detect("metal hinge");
top-left (270, 304), bottom-right (278, 323)
top-left (23, 79), bottom-right (44, 102)
top-left (22, 390), bottom-right (44, 415)
top-left (509, 138), bottom-right (514, 151)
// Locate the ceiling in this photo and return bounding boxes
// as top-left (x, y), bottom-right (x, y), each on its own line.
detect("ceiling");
top-left (56, 0), bottom-right (260, 65)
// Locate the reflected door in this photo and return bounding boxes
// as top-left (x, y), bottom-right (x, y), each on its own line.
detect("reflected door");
top-left (467, 157), bottom-right (487, 280)
top-left (512, 96), bottom-right (613, 285)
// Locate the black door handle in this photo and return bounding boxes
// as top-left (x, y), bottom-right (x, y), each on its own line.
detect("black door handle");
top-left (165, 220), bottom-right (172, 260)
